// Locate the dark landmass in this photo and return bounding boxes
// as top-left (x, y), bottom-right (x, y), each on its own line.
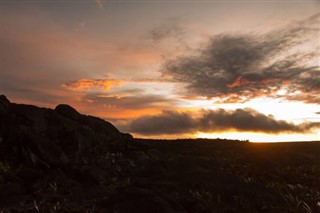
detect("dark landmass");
top-left (0, 95), bottom-right (319, 212)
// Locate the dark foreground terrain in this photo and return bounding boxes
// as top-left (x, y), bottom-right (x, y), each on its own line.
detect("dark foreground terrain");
top-left (1, 95), bottom-right (319, 212)
top-left (133, 139), bottom-right (320, 213)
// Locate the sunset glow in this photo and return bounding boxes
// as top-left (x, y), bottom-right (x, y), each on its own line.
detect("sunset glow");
top-left (1, 0), bottom-right (319, 142)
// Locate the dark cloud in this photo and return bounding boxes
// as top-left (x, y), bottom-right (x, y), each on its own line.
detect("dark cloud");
top-left (148, 18), bottom-right (187, 43)
top-left (146, 17), bottom-right (191, 52)
top-left (198, 109), bottom-right (319, 133)
top-left (162, 13), bottom-right (320, 103)
top-left (129, 108), bottom-right (320, 135)
top-left (131, 111), bottom-right (195, 135)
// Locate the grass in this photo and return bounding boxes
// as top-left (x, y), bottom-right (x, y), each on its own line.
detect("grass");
top-left (132, 140), bottom-right (320, 212)
top-left (1, 139), bottom-right (319, 212)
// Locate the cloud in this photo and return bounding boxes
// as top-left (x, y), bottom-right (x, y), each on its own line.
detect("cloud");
top-left (146, 17), bottom-right (191, 52)
top-left (95, 0), bottom-right (103, 9)
top-left (162, 13), bottom-right (320, 103)
top-left (131, 111), bottom-right (195, 135)
top-left (129, 77), bottom-right (172, 83)
top-left (63, 79), bottom-right (123, 91)
top-left (148, 18), bottom-right (187, 43)
top-left (73, 92), bottom-right (180, 121)
top-left (129, 108), bottom-right (320, 135)
top-left (2, 7), bottom-right (163, 107)
top-left (83, 93), bottom-right (178, 110)
top-left (75, 21), bottom-right (87, 32)
top-left (62, 77), bottom-right (172, 93)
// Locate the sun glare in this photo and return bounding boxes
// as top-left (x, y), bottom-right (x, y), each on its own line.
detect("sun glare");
top-left (184, 97), bottom-right (320, 124)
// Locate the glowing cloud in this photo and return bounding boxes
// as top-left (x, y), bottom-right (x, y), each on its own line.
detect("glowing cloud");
top-left (63, 79), bottom-right (123, 91)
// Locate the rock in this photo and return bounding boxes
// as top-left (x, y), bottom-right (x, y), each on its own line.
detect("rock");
top-left (122, 133), bottom-right (134, 150)
top-left (0, 95), bottom-right (9, 102)
top-left (109, 132), bottom-right (135, 152)
top-left (84, 115), bottom-right (120, 137)
top-left (55, 104), bottom-right (119, 137)
top-left (0, 95), bottom-right (11, 151)
top-left (0, 95), bottom-right (10, 113)
top-left (0, 96), bottom-right (125, 167)
top-left (122, 133), bottom-right (134, 140)
top-left (28, 134), bottom-right (69, 167)
top-left (55, 104), bottom-right (81, 121)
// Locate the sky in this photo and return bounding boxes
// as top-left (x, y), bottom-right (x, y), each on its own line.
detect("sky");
top-left (0, 0), bottom-right (319, 142)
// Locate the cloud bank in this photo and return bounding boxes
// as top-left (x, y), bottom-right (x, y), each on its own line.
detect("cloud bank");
top-left (162, 13), bottom-right (320, 103)
top-left (129, 108), bottom-right (320, 135)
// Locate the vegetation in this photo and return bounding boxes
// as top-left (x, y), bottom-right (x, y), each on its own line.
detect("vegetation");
top-left (134, 139), bottom-right (320, 212)
top-left (1, 138), bottom-right (319, 212)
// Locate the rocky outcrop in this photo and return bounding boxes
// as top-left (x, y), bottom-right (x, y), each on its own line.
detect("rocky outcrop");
top-left (0, 96), bottom-right (124, 168)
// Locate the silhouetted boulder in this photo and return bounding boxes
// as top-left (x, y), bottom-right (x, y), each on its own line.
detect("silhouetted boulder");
top-left (20, 125), bottom-right (69, 168)
top-left (0, 95), bottom-right (10, 112)
top-left (55, 104), bottom-right (81, 121)
top-left (0, 96), bottom-right (125, 167)
top-left (0, 94), bottom-right (9, 102)
top-left (110, 132), bottom-right (135, 151)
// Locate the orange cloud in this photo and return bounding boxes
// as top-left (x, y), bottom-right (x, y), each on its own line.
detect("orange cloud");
top-left (227, 76), bottom-right (252, 88)
top-left (101, 108), bottom-right (162, 120)
top-left (63, 79), bottom-right (123, 91)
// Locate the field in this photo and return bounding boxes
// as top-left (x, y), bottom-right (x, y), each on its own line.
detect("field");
top-left (1, 139), bottom-right (320, 212)
top-left (129, 139), bottom-right (320, 212)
